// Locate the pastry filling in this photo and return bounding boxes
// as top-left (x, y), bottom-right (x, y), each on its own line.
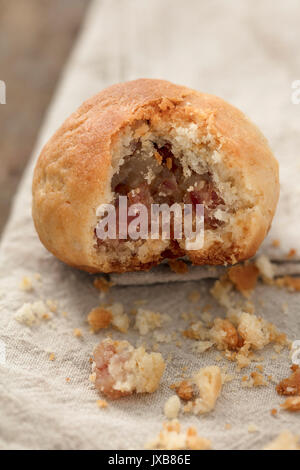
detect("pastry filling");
top-left (112, 142), bottom-right (224, 230)
top-left (94, 121), bottom-right (243, 266)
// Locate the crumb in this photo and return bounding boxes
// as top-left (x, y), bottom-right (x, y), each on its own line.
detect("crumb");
top-left (256, 364), bottom-right (264, 372)
top-left (184, 366), bottom-right (222, 415)
top-left (237, 313), bottom-right (274, 350)
top-left (62, 311), bottom-right (68, 317)
top-left (276, 365), bottom-right (300, 396)
top-left (182, 321), bottom-right (208, 340)
top-left (108, 303), bottom-right (130, 333)
top-left (287, 248), bottom-right (297, 259)
top-left (15, 300), bottom-right (52, 326)
top-left (93, 277), bottom-right (114, 293)
top-left (225, 423), bottom-right (232, 430)
top-left (248, 424), bottom-right (258, 433)
top-left (93, 338), bottom-right (165, 399)
top-left (19, 276), bottom-right (33, 292)
top-left (164, 395), bottom-right (181, 419)
top-left (168, 259), bottom-right (188, 274)
top-left (89, 372), bottom-right (96, 383)
top-left (250, 371), bottom-right (267, 387)
top-left (97, 399), bottom-right (108, 409)
top-left (271, 239), bottom-right (280, 248)
top-left (227, 263), bottom-right (259, 296)
top-left (276, 276), bottom-right (300, 292)
top-left (87, 306), bottom-right (112, 332)
top-left (221, 369), bottom-right (234, 384)
top-left (200, 311), bottom-right (213, 325)
top-left (210, 277), bottom-right (233, 309)
top-left (73, 328), bottom-right (82, 338)
top-left (210, 318), bottom-right (240, 351)
top-left (135, 308), bottom-right (169, 335)
top-left (280, 396), bottom-right (300, 411)
top-left (270, 408), bottom-right (277, 416)
top-left (145, 420), bottom-right (211, 450)
top-left (172, 380), bottom-right (194, 401)
top-left (255, 255), bottom-right (275, 280)
top-left (193, 341), bottom-right (214, 354)
top-left (34, 272), bottom-right (42, 281)
top-left (46, 299), bottom-right (58, 313)
top-left (87, 303), bottom-right (129, 333)
top-left (153, 331), bottom-right (172, 344)
top-left (243, 300), bottom-right (255, 314)
top-left (263, 431), bottom-right (300, 450)
top-left (49, 353), bottom-right (55, 361)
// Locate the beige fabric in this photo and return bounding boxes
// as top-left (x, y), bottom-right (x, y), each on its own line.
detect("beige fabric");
top-left (0, 0), bottom-right (300, 450)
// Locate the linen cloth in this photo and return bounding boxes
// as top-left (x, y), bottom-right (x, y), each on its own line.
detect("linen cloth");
top-left (0, 0), bottom-right (300, 450)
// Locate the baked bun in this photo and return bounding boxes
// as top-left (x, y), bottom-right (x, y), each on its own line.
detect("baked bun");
top-left (32, 79), bottom-right (279, 273)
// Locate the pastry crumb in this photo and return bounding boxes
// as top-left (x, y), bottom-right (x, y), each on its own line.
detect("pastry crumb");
top-left (97, 399), bottom-right (108, 409)
top-left (19, 276), bottom-right (33, 292)
top-left (15, 300), bottom-right (52, 326)
top-left (248, 423), bottom-right (258, 433)
top-left (276, 276), bottom-right (300, 292)
top-left (227, 263), bottom-right (259, 296)
top-left (87, 303), bottom-right (129, 333)
top-left (73, 328), bottom-right (82, 338)
top-left (93, 338), bottom-right (165, 399)
top-left (250, 371), bottom-right (267, 387)
top-left (46, 299), bottom-right (58, 313)
top-left (171, 380), bottom-right (194, 401)
top-left (263, 431), bottom-right (300, 450)
top-left (87, 306), bottom-right (112, 332)
top-left (145, 420), bottom-right (211, 450)
top-left (93, 277), bottom-right (114, 293)
top-left (49, 353), bottom-right (55, 361)
top-left (164, 395), bottom-right (181, 419)
top-left (287, 248), bottom-right (297, 259)
top-left (280, 396), bottom-right (300, 412)
top-left (184, 366), bottom-right (222, 415)
top-left (89, 372), bottom-right (96, 383)
top-left (255, 255), bottom-right (275, 280)
top-left (135, 308), bottom-right (169, 335)
top-left (276, 365), bottom-right (300, 396)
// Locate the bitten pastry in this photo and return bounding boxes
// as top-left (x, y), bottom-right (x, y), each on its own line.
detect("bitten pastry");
top-left (32, 79), bottom-right (279, 273)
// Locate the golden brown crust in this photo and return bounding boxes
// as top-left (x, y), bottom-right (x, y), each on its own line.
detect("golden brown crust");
top-left (32, 79), bottom-right (279, 273)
